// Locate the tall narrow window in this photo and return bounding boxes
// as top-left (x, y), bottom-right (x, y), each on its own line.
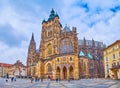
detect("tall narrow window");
top-left (106, 64), bottom-right (109, 74)
top-left (84, 62), bottom-right (86, 72)
top-left (112, 47), bottom-right (114, 51)
top-left (118, 44), bottom-right (120, 48)
top-left (119, 52), bottom-right (120, 57)
top-left (47, 44), bottom-right (52, 55)
top-left (113, 54), bottom-right (115, 59)
top-left (47, 64), bottom-right (52, 73)
top-left (106, 57), bottom-right (108, 61)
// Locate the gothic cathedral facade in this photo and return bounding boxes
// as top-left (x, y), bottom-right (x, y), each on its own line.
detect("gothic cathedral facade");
top-left (27, 9), bottom-right (79, 80)
top-left (27, 9), bottom-right (105, 80)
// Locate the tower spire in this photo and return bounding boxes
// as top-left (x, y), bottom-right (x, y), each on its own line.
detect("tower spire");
top-left (29, 33), bottom-right (36, 51)
top-left (31, 32), bottom-right (34, 41)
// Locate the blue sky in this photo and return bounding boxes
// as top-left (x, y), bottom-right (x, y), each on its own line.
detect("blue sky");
top-left (0, 0), bottom-right (120, 65)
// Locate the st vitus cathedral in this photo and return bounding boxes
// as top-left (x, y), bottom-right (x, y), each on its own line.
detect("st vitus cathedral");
top-left (27, 9), bottom-right (105, 80)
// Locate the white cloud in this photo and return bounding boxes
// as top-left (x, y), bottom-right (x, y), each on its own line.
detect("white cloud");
top-left (0, 1), bottom-right (41, 65)
top-left (0, 0), bottom-right (120, 65)
top-left (82, 11), bottom-right (120, 45)
top-left (0, 41), bottom-right (27, 65)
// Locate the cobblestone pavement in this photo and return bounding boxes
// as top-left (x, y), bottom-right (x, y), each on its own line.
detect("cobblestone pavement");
top-left (0, 78), bottom-right (120, 88)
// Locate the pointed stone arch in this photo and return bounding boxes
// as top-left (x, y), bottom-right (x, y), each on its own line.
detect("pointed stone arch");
top-left (56, 67), bottom-right (60, 78)
top-left (47, 63), bottom-right (52, 75)
top-left (69, 66), bottom-right (74, 79)
top-left (63, 66), bottom-right (67, 79)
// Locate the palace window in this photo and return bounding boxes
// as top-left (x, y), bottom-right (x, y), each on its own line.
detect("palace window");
top-left (119, 61), bottom-right (120, 65)
top-left (113, 54), bottom-right (115, 59)
top-left (106, 51), bottom-right (108, 54)
top-left (106, 64), bottom-right (109, 74)
top-left (118, 44), bottom-right (120, 48)
top-left (106, 57), bottom-right (109, 61)
top-left (112, 47), bottom-right (114, 51)
top-left (119, 52), bottom-right (120, 57)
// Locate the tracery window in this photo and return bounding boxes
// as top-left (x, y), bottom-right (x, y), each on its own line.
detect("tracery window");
top-left (90, 63), bottom-right (93, 69)
top-left (59, 38), bottom-right (73, 54)
top-left (47, 63), bottom-right (52, 73)
top-left (48, 31), bottom-right (52, 36)
top-left (47, 44), bottom-right (52, 55)
top-left (84, 62), bottom-right (86, 72)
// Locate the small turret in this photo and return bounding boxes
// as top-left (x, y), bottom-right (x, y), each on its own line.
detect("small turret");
top-left (62, 25), bottom-right (71, 32)
top-left (55, 13), bottom-right (59, 19)
top-left (92, 38), bottom-right (95, 47)
top-left (42, 19), bottom-right (46, 24)
top-left (48, 8), bottom-right (56, 21)
top-left (72, 27), bottom-right (76, 32)
top-left (83, 37), bottom-right (87, 54)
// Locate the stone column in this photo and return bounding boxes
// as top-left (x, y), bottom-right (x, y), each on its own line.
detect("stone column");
top-left (74, 56), bottom-right (79, 79)
top-left (60, 67), bottom-right (63, 80)
top-left (67, 67), bottom-right (69, 80)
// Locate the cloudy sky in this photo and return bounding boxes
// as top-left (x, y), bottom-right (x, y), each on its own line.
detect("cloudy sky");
top-left (0, 0), bottom-right (120, 65)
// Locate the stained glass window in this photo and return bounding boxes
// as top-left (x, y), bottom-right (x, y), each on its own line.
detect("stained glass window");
top-left (59, 38), bottom-right (73, 54)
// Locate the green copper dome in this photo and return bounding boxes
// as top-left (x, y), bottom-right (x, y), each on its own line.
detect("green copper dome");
top-left (47, 8), bottom-right (60, 21)
top-left (48, 8), bottom-right (56, 21)
top-left (42, 19), bottom-right (46, 24)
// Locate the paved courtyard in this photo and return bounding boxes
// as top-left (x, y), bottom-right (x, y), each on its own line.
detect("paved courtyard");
top-left (0, 78), bottom-right (120, 88)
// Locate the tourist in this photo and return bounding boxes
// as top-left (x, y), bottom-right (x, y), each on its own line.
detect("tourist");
top-left (11, 77), bottom-right (14, 82)
top-left (14, 76), bottom-right (16, 81)
top-left (31, 77), bottom-right (34, 83)
top-left (56, 77), bottom-right (58, 82)
top-left (48, 75), bottom-right (50, 80)
top-left (41, 78), bottom-right (43, 82)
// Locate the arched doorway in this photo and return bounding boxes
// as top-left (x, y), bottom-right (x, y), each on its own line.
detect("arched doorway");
top-left (63, 66), bottom-right (67, 79)
top-left (56, 67), bottom-right (60, 78)
top-left (47, 63), bottom-right (52, 77)
top-left (69, 66), bottom-right (74, 79)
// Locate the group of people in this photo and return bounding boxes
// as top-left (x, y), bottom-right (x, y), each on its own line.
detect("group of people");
top-left (11, 76), bottom-right (16, 82)
top-left (31, 77), bottom-right (43, 83)
top-left (5, 75), bottom-right (16, 82)
top-left (56, 77), bottom-right (60, 82)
